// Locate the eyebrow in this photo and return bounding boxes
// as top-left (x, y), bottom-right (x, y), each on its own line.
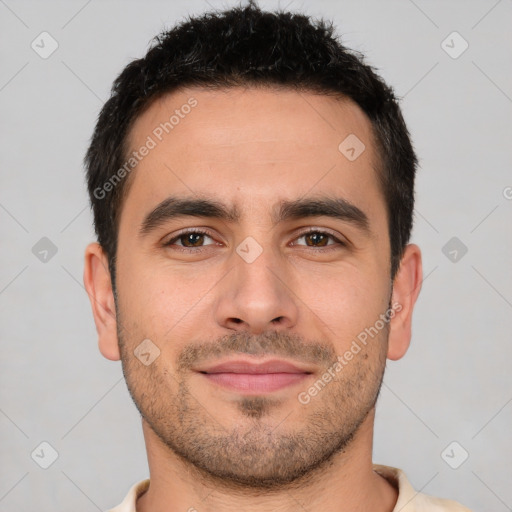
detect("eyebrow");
top-left (138, 195), bottom-right (372, 238)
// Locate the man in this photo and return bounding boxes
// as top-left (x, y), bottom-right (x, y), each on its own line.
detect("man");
top-left (83, 1), bottom-right (472, 510)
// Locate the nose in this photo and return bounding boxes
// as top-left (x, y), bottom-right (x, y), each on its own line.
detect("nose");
top-left (213, 246), bottom-right (299, 334)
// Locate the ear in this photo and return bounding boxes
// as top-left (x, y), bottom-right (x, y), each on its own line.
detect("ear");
top-left (387, 243), bottom-right (423, 361)
top-left (83, 242), bottom-right (120, 361)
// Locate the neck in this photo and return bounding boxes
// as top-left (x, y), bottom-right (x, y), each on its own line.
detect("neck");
top-left (136, 409), bottom-right (398, 512)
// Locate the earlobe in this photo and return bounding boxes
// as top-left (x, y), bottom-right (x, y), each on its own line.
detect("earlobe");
top-left (386, 244), bottom-right (423, 361)
top-left (83, 242), bottom-right (120, 361)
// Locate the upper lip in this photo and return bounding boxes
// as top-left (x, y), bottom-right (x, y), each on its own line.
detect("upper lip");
top-left (196, 358), bottom-right (313, 374)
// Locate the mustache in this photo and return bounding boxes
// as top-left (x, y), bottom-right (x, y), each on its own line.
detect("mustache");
top-left (176, 330), bottom-right (337, 372)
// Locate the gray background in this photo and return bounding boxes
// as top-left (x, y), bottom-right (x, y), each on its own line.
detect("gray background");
top-left (1, 0), bottom-right (511, 510)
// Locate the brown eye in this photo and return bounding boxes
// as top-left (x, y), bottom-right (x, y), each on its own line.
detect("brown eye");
top-left (294, 230), bottom-right (345, 249)
top-left (164, 230), bottom-right (216, 249)
top-left (303, 232), bottom-right (330, 247)
top-left (179, 232), bottom-right (206, 247)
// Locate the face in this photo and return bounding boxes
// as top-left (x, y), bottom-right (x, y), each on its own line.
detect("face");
top-left (108, 86), bottom-right (399, 488)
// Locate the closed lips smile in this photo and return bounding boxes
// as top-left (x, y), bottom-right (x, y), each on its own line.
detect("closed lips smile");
top-left (195, 359), bottom-right (314, 394)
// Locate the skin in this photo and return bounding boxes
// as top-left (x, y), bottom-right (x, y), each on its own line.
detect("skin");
top-left (84, 86), bottom-right (422, 512)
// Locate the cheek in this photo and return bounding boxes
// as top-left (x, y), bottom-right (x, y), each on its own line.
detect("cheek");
top-left (296, 264), bottom-right (388, 345)
top-left (122, 264), bottom-right (219, 340)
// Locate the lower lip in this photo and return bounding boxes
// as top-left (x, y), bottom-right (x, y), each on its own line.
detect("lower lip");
top-left (202, 372), bottom-right (310, 393)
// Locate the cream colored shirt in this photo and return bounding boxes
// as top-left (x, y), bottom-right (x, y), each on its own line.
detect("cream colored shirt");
top-left (106, 464), bottom-right (472, 511)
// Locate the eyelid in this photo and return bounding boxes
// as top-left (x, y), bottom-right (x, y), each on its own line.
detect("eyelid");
top-left (294, 226), bottom-right (346, 241)
top-left (163, 227), bottom-right (219, 247)
top-left (163, 226), bottom-right (347, 250)
top-left (291, 227), bottom-right (347, 248)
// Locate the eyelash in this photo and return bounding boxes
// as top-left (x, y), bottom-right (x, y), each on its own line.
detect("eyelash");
top-left (162, 228), bottom-right (346, 253)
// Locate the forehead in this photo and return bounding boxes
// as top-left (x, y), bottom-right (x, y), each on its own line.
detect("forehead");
top-left (120, 86), bottom-right (384, 232)
top-left (128, 86), bottom-right (375, 160)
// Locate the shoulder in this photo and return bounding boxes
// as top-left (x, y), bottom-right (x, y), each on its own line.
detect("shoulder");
top-left (105, 478), bottom-right (150, 512)
top-left (373, 464), bottom-right (473, 512)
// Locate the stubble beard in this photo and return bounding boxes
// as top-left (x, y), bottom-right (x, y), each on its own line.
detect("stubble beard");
top-left (117, 319), bottom-right (388, 492)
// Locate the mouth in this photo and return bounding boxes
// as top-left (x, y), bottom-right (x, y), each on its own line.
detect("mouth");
top-left (194, 358), bottom-right (314, 394)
